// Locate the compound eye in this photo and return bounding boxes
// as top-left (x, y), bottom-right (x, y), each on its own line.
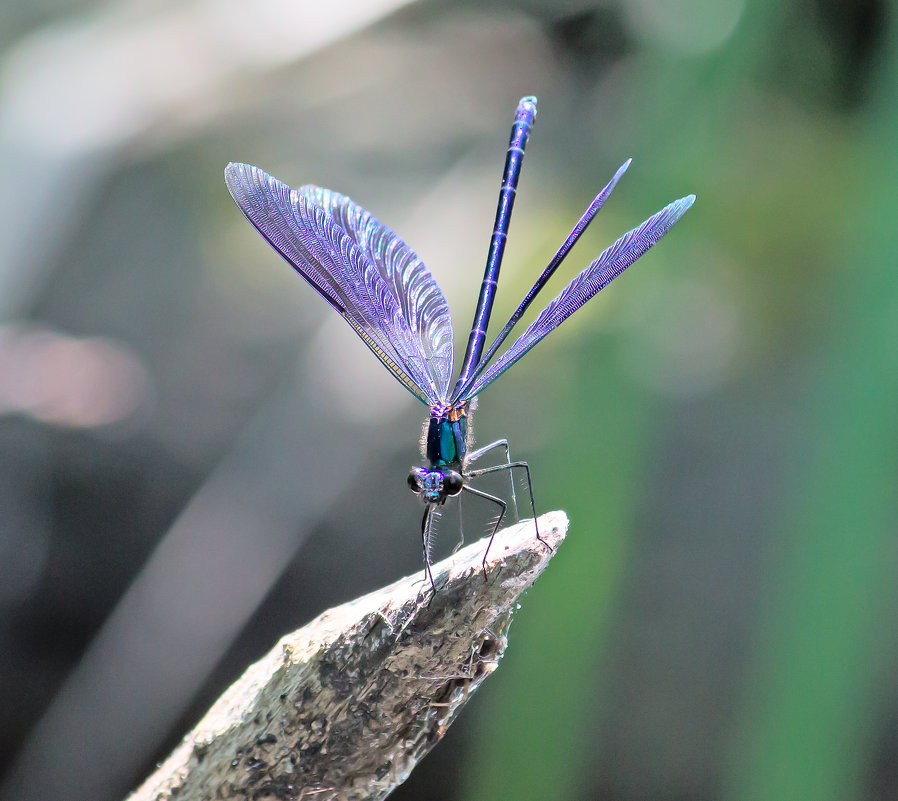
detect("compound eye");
top-left (407, 468), bottom-right (426, 493)
top-left (443, 471), bottom-right (464, 497)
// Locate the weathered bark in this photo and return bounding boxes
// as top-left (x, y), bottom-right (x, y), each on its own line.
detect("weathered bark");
top-left (128, 510), bottom-right (568, 801)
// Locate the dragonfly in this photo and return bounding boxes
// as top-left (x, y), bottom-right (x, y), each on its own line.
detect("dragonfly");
top-left (224, 96), bottom-right (694, 591)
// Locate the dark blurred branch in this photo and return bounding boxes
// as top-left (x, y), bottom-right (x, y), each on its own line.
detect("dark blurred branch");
top-left (126, 511), bottom-right (568, 801)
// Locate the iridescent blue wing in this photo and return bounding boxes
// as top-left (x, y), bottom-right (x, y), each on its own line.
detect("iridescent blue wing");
top-left (299, 184), bottom-right (454, 400)
top-left (462, 195), bottom-right (695, 400)
top-left (225, 163), bottom-right (453, 405)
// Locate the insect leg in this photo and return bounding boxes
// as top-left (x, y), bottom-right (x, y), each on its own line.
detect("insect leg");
top-left (420, 506), bottom-right (436, 594)
top-left (452, 491), bottom-right (466, 554)
top-left (461, 484), bottom-right (507, 579)
top-left (465, 438), bottom-right (518, 517)
top-left (465, 460), bottom-right (550, 553)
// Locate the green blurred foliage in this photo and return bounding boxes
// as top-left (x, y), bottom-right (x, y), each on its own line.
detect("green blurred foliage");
top-left (459, 4), bottom-right (898, 801)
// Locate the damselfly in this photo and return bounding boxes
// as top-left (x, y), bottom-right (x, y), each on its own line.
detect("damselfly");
top-left (225, 96), bottom-right (694, 590)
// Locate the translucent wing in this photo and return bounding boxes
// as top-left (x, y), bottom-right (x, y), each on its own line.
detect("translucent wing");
top-left (299, 184), bottom-right (454, 399)
top-left (225, 163), bottom-right (453, 405)
top-left (462, 194), bottom-right (695, 400)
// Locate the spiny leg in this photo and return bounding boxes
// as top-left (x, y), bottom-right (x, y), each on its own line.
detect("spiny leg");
top-left (465, 460), bottom-right (551, 554)
top-left (465, 438), bottom-right (518, 519)
top-left (461, 484), bottom-right (507, 579)
top-left (452, 490), bottom-right (465, 554)
top-left (420, 506), bottom-right (437, 594)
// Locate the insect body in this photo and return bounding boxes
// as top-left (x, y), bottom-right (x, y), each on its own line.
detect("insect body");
top-left (225, 96), bottom-right (694, 590)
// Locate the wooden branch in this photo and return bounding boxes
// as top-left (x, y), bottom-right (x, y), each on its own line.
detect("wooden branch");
top-left (127, 510), bottom-right (568, 801)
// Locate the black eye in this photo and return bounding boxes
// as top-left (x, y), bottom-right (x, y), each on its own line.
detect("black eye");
top-left (408, 468), bottom-right (424, 493)
top-left (443, 471), bottom-right (463, 496)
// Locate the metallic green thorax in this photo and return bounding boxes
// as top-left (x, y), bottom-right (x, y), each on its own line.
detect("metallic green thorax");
top-left (426, 405), bottom-right (468, 468)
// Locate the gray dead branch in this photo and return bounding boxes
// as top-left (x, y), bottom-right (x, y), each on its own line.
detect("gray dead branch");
top-left (128, 510), bottom-right (568, 801)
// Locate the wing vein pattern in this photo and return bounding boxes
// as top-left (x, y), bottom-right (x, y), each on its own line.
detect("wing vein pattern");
top-left (463, 195), bottom-right (696, 400)
top-left (225, 163), bottom-right (453, 405)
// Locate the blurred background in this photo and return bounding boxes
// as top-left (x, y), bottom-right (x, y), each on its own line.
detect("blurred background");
top-left (1, 0), bottom-right (896, 800)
